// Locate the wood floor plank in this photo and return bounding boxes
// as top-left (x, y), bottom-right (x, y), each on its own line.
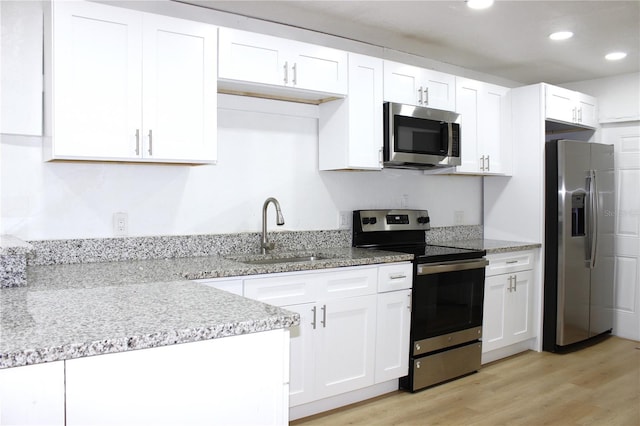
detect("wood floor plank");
top-left (291, 337), bottom-right (640, 426)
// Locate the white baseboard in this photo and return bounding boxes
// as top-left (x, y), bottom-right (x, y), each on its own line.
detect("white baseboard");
top-left (481, 339), bottom-right (537, 365)
top-left (289, 380), bottom-right (399, 421)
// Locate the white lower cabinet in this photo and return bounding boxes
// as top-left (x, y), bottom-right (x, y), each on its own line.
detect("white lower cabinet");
top-left (482, 250), bottom-right (535, 354)
top-left (66, 330), bottom-right (289, 426)
top-left (375, 289), bottom-right (411, 382)
top-left (0, 361), bottom-right (65, 425)
top-left (243, 262), bottom-right (413, 408)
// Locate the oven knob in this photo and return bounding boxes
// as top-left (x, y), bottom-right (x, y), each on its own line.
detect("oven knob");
top-left (370, 217), bottom-right (377, 224)
top-left (416, 361), bottom-right (421, 369)
top-left (415, 343), bottom-right (421, 351)
top-left (362, 217), bottom-right (370, 225)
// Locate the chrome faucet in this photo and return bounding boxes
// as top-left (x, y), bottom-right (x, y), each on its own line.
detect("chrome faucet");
top-left (261, 197), bottom-right (285, 254)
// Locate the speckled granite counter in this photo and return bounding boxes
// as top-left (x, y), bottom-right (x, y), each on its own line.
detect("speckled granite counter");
top-left (439, 239), bottom-right (541, 254)
top-left (0, 247), bottom-right (411, 369)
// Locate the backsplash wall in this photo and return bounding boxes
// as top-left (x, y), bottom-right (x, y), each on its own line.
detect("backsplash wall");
top-left (1, 95), bottom-right (482, 241)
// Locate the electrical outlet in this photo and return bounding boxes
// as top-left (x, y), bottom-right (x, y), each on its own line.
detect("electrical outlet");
top-left (454, 210), bottom-right (464, 225)
top-left (113, 212), bottom-right (128, 236)
top-left (338, 211), bottom-right (352, 229)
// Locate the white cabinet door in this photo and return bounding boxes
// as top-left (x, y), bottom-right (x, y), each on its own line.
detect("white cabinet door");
top-left (1, 0), bottom-right (43, 136)
top-left (315, 294), bottom-right (377, 400)
top-left (509, 270), bottom-right (534, 342)
top-left (141, 14), bottom-right (217, 163)
top-left (196, 278), bottom-right (243, 295)
top-left (291, 43), bottom-right (347, 95)
top-left (375, 289), bottom-right (411, 383)
top-left (455, 77), bottom-right (510, 175)
top-left (482, 273), bottom-right (508, 352)
top-left (422, 69), bottom-right (456, 111)
top-left (218, 28), bottom-right (347, 96)
top-left (383, 61), bottom-right (455, 111)
top-left (49, 0), bottom-right (143, 160)
top-left (285, 302), bottom-right (317, 407)
top-left (218, 28), bottom-right (286, 87)
top-left (383, 61), bottom-right (423, 105)
top-left (66, 330), bottom-right (289, 426)
top-left (482, 270), bottom-right (534, 352)
top-left (319, 53), bottom-right (383, 170)
top-left (545, 84), bottom-right (598, 129)
top-left (0, 362), bottom-right (65, 426)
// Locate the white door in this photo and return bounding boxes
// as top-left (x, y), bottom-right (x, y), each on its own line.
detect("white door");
top-left (285, 302), bottom-right (317, 407)
top-left (482, 274), bottom-right (508, 352)
top-left (509, 270), bottom-right (534, 342)
top-left (482, 84), bottom-right (509, 174)
top-left (375, 289), bottom-right (411, 383)
top-left (576, 93), bottom-right (598, 128)
top-left (348, 53), bottom-right (383, 169)
top-left (422, 69), bottom-right (456, 111)
top-left (52, 1), bottom-right (142, 160)
top-left (291, 43), bottom-right (347, 94)
top-left (217, 28), bottom-right (285, 86)
top-left (383, 60), bottom-right (421, 105)
top-left (142, 14), bottom-right (217, 162)
top-left (455, 78), bottom-right (481, 173)
top-left (315, 295), bottom-right (377, 400)
top-left (608, 125), bottom-right (640, 340)
top-left (545, 85), bottom-right (575, 124)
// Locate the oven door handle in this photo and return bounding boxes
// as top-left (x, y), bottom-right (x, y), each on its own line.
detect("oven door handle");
top-left (417, 258), bottom-right (489, 275)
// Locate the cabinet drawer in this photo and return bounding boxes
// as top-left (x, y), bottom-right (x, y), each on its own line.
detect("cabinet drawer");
top-left (377, 262), bottom-right (413, 292)
top-left (244, 273), bottom-right (320, 307)
top-left (196, 278), bottom-right (243, 296)
top-left (319, 266), bottom-right (378, 300)
top-left (486, 250), bottom-right (534, 276)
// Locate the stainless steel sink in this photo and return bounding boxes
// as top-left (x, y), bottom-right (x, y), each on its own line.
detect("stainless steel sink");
top-left (240, 255), bottom-right (329, 265)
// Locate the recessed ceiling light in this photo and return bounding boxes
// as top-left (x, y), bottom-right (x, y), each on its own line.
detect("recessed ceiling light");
top-left (605, 52), bottom-right (627, 61)
top-left (549, 31), bottom-right (574, 41)
top-left (467, 0), bottom-right (494, 10)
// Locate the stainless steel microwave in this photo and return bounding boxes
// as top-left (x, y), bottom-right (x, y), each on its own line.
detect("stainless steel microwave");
top-left (383, 102), bottom-right (461, 169)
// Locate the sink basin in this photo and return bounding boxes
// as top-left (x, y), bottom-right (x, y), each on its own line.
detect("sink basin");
top-left (240, 255), bottom-right (329, 265)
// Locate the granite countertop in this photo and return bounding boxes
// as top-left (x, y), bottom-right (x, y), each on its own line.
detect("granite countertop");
top-left (0, 247), bottom-right (412, 369)
top-left (439, 239), bottom-right (541, 254)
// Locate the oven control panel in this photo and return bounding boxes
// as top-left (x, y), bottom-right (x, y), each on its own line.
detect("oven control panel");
top-left (354, 209), bottom-right (430, 232)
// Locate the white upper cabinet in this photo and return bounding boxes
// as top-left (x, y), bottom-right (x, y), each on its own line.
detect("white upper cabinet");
top-left (44, 1), bottom-right (217, 163)
top-left (545, 84), bottom-right (598, 128)
top-left (1, 1), bottom-right (44, 136)
top-left (455, 77), bottom-right (512, 175)
top-left (319, 53), bottom-right (384, 170)
top-left (218, 28), bottom-right (348, 101)
top-left (383, 60), bottom-right (456, 111)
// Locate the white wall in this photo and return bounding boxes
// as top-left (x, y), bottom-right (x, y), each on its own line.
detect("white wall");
top-left (1, 94), bottom-right (482, 240)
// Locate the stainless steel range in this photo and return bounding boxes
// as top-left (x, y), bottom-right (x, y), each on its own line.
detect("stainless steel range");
top-left (352, 209), bottom-right (487, 392)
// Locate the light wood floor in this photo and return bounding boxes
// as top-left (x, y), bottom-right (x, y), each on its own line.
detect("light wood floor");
top-left (291, 337), bottom-right (640, 426)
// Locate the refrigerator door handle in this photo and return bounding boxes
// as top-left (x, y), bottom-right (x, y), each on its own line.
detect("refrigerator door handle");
top-left (588, 169), bottom-right (599, 269)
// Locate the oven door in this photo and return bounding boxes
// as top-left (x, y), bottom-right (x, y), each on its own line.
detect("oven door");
top-left (411, 258), bottom-right (488, 355)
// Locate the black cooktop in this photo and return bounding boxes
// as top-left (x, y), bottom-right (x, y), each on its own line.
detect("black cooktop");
top-left (370, 243), bottom-right (485, 263)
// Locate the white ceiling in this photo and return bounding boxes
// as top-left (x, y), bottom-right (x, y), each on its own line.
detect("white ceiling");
top-left (181, 0), bottom-right (640, 85)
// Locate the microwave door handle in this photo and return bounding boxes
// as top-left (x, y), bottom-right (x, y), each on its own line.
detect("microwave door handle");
top-left (447, 123), bottom-right (454, 156)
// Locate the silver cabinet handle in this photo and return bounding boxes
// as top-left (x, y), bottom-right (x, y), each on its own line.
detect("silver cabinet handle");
top-left (283, 61), bottom-right (288, 84)
top-left (572, 107), bottom-right (577, 122)
top-left (390, 274), bottom-right (407, 280)
top-left (506, 260), bottom-right (518, 264)
top-left (378, 148), bottom-right (383, 167)
top-left (513, 274), bottom-right (517, 291)
top-left (486, 155), bottom-right (490, 171)
top-left (480, 155), bottom-right (486, 171)
top-left (408, 292), bottom-right (412, 310)
top-left (311, 306), bottom-right (317, 330)
top-left (578, 107), bottom-right (583, 123)
top-left (425, 87), bottom-right (429, 105)
top-left (418, 87), bottom-right (423, 105)
top-left (135, 129), bottom-right (140, 156)
top-left (321, 304), bottom-right (327, 328)
top-left (148, 130), bottom-right (153, 156)
top-left (292, 63), bottom-right (297, 85)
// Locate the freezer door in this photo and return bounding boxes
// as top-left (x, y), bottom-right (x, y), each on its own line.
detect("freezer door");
top-left (556, 140), bottom-right (591, 346)
top-left (589, 143), bottom-right (615, 336)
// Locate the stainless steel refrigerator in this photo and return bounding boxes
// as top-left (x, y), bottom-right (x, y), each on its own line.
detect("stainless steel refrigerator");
top-left (543, 139), bottom-right (615, 352)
